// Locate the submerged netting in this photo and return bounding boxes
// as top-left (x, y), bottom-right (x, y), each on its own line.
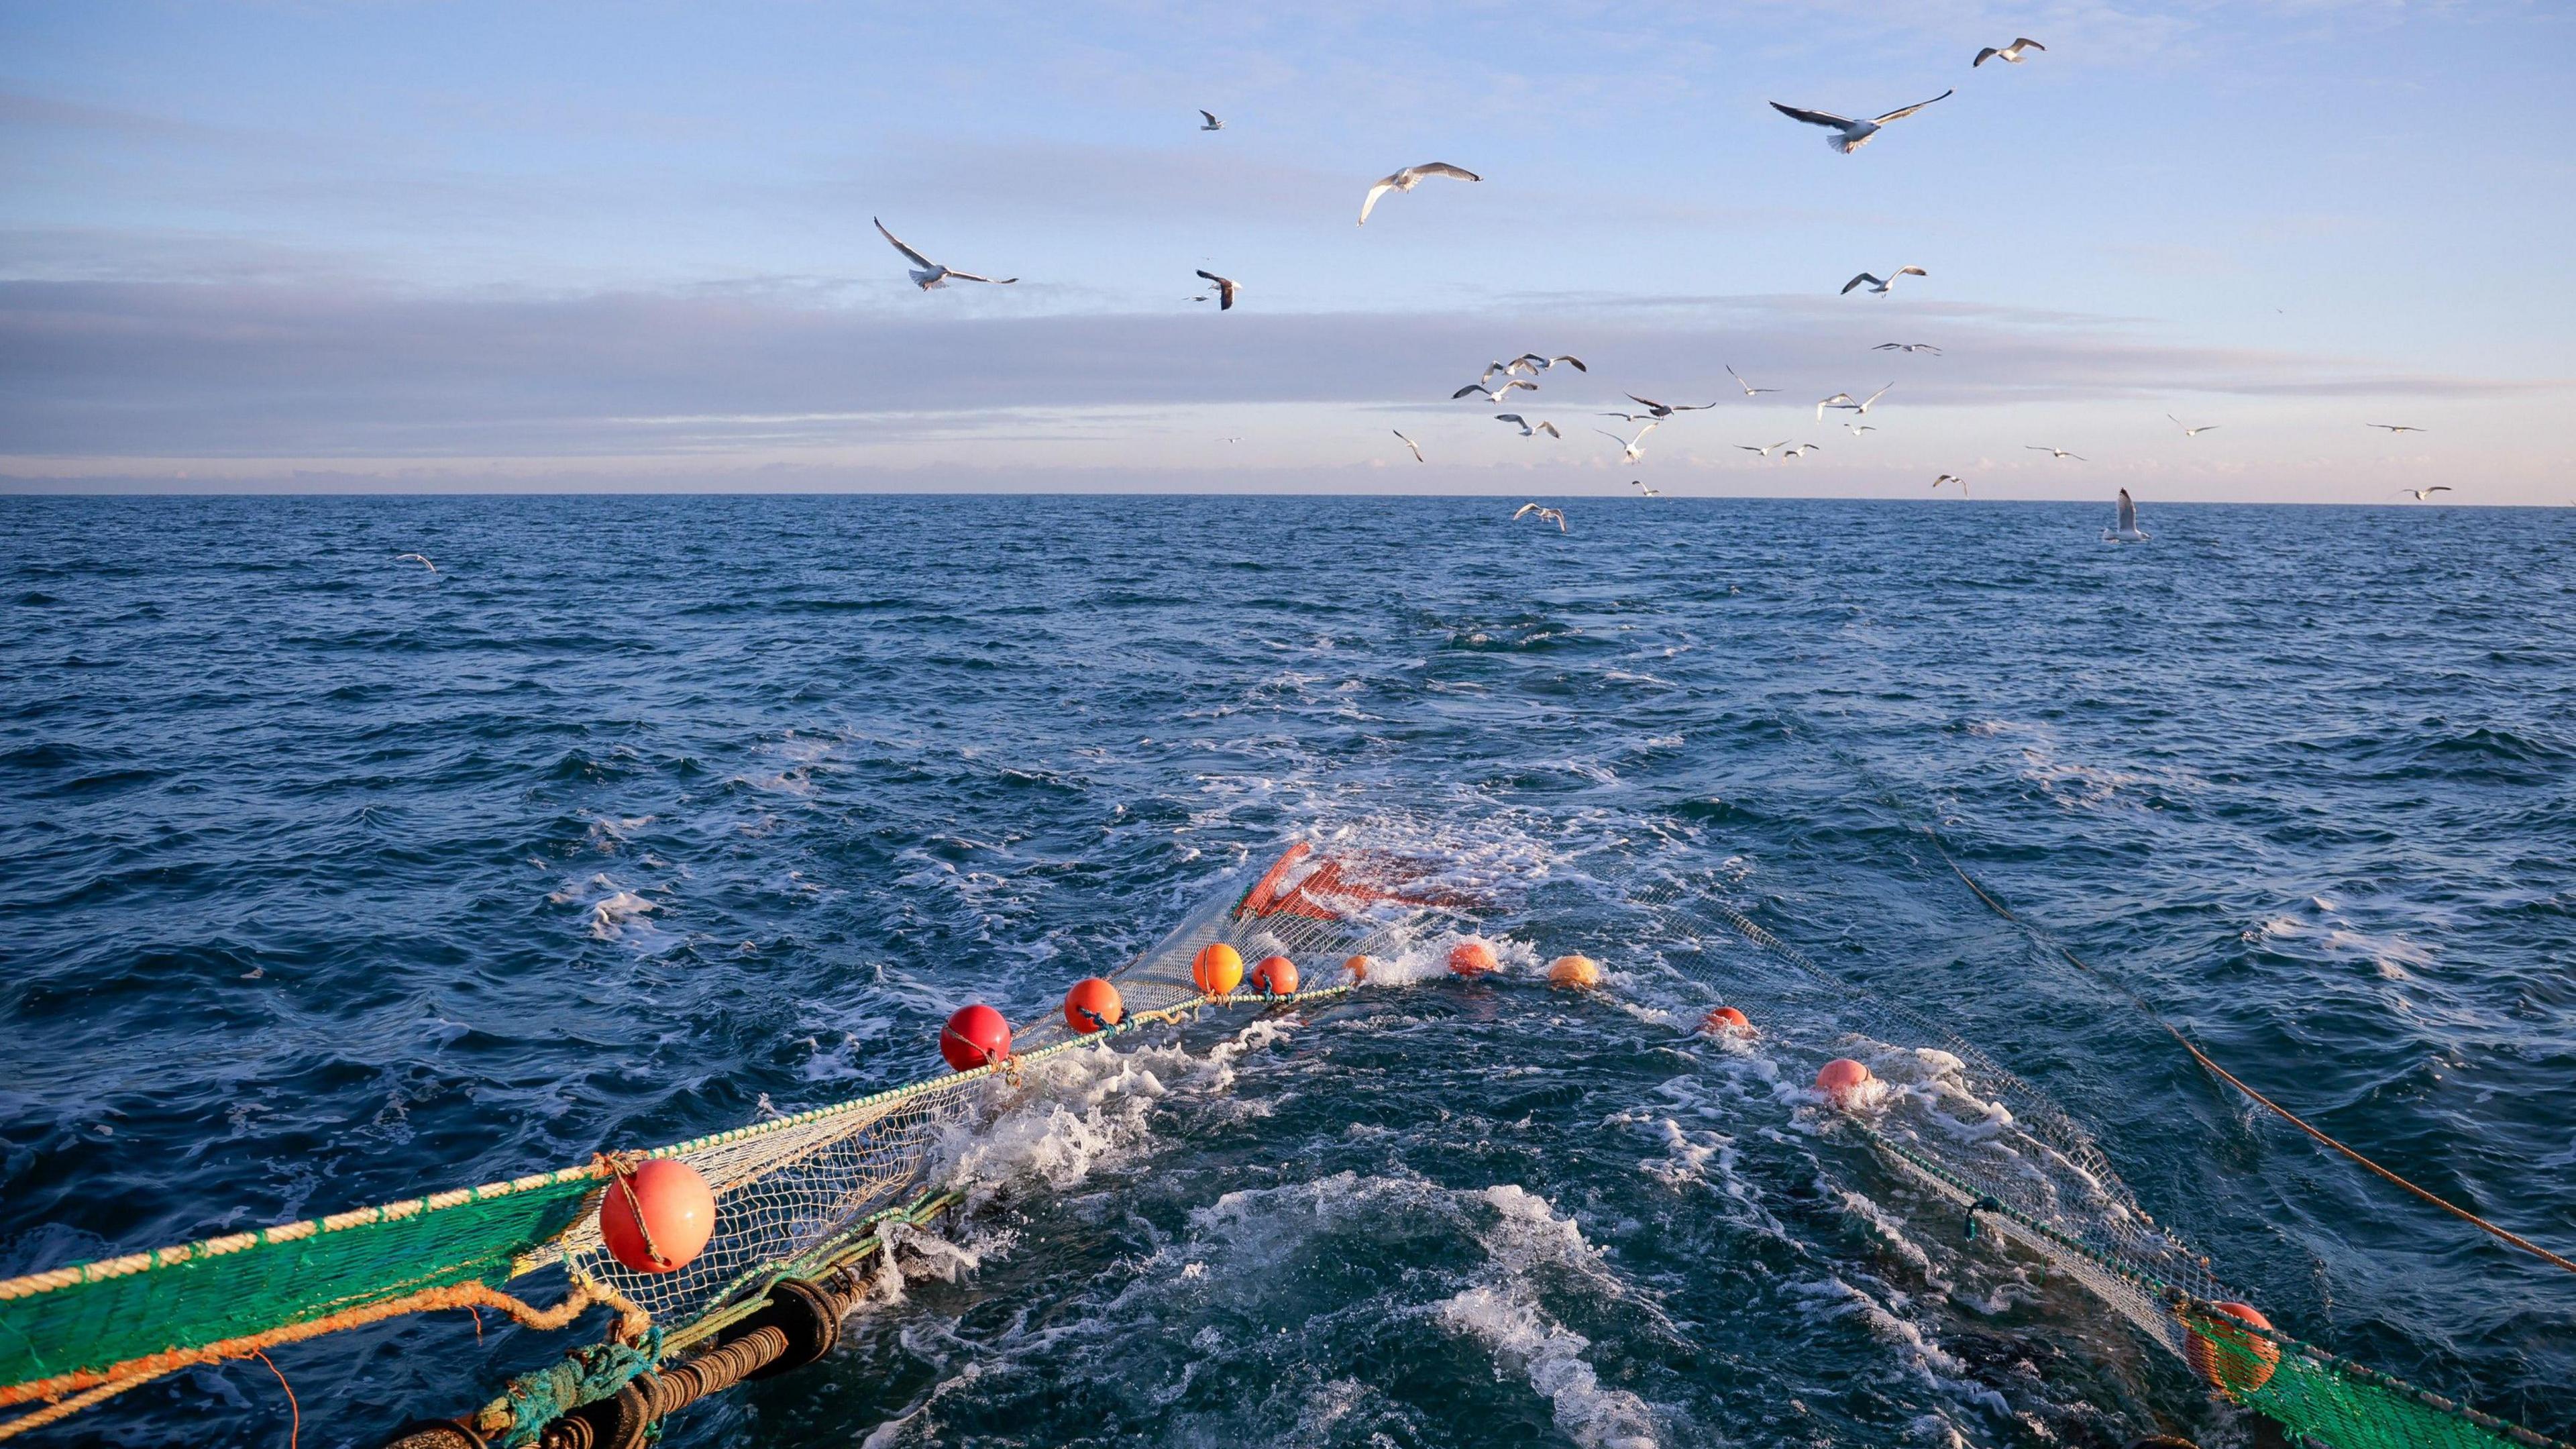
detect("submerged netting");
top-left (1620, 869), bottom-right (2569, 1449)
top-left (0, 843), bottom-right (1473, 1440)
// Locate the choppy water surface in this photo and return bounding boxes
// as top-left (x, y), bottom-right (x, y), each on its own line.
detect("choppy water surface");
top-left (3, 494), bottom-right (2571, 1448)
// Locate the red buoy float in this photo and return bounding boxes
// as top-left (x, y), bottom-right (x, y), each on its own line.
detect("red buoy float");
top-left (1344, 954), bottom-right (1372, 983)
top-left (2184, 1301), bottom-right (2279, 1395)
top-left (1547, 955), bottom-right (1600, 990)
top-left (598, 1159), bottom-right (716, 1275)
top-left (1191, 942), bottom-right (1244, 995)
top-left (1064, 977), bottom-right (1124, 1034)
top-left (940, 1003), bottom-right (1011, 1071)
top-left (1251, 955), bottom-right (1300, 995)
top-left (1448, 939), bottom-right (1499, 977)
top-left (1702, 1006), bottom-right (1753, 1036)
top-left (1815, 1057), bottom-right (1874, 1105)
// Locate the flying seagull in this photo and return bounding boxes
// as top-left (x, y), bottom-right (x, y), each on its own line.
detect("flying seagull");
top-left (1932, 473), bottom-right (1970, 496)
top-left (1843, 267), bottom-right (1929, 297)
top-left (2103, 488), bottom-right (2149, 543)
top-left (1628, 479), bottom-right (1661, 496)
top-left (1831, 384), bottom-right (1895, 418)
top-left (1194, 270), bottom-right (1240, 311)
top-left (2367, 423), bottom-right (2426, 433)
top-left (1597, 411), bottom-right (1658, 423)
top-left (1974, 38), bottom-right (2045, 66)
top-left (1516, 354), bottom-right (1587, 373)
top-left (1843, 424), bottom-right (1878, 436)
top-left (1625, 393), bottom-right (1715, 418)
top-left (1392, 430), bottom-right (1425, 463)
top-left (2400, 486), bottom-right (2454, 501)
top-left (1199, 109), bottom-right (1224, 131)
top-left (873, 217), bottom-right (1018, 290)
top-left (1770, 90), bottom-right (1954, 154)
top-left (1726, 365), bottom-right (1780, 396)
top-left (1874, 342), bottom-right (1942, 354)
top-left (2168, 413), bottom-right (2220, 437)
top-left (1782, 443), bottom-right (1823, 458)
top-left (1737, 441), bottom-right (1793, 457)
top-left (2028, 445), bottom-right (2085, 460)
top-left (1455, 380), bottom-right (1538, 403)
top-left (1358, 162), bottom-right (1481, 225)
top-left (1495, 414), bottom-right (1561, 438)
top-left (1595, 421), bottom-right (1660, 463)
top-left (394, 553), bottom-right (435, 572)
top-left (1815, 392), bottom-right (1855, 421)
top-left (1513, 502), bottom-right (1568, 533)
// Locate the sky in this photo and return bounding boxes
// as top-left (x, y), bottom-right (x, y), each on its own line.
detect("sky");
top-left (2, 1), bottom-right (2571, 501)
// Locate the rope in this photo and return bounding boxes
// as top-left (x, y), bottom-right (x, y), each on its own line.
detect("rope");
top-left (251, 1350), bottom-right (298, 1449)
top-left (1930, 838), bottom-right (2576, 1280)
top-left (488, 1328), bottom-right (663, 1448)
top-left (0, 1279), bottom-right (647, 1409)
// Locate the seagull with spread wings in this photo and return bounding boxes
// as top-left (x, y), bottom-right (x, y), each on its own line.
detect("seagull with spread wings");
top-left (1932, 474), bottom-right (1970, 496)
top-left (1770, 90), bottom-right (1953, 154)
top-left (1495, 414), bottom-right (1561, 438)
top-left (873, 217), bottom-right (1018, 290)
top-left (1625, 393), bottom-right (1716, 418)
top-left (1358, 162), bottom-right (1481, 225)
top-left (1596, 421), bottom-right (1660, 463)
top-left (1513, 503), bottom-right (1569, 533)
top-left (2169, 414), bottom-right (2220, 437)
top-left (1974, 38), bottom-right (2045, 66)
top-left (1455, 379), bottom-right (1538, 404)
top-left (2029, 446), bottom-right (2085, 460)
top-left (1737, 441), bottom-right (1794, 457)
top-left (1874, 342), bottom-right (1941, 354)
top-left (1199, 109), bottom-right (1224, 131)
top-left (2367, 423), bottom-right (2427, 433)
top-left (1194, 270), bottom-right (1239, 311)
top-left (2399, 486), bottom-right (2454, 501)
top-left (1726, 365), bottom-right (1780, 396)
top-left (1843, 267), bottom-right (1928, 297)
top-left (2103, 488), bottom-right (2149, 543)
top-left (394, 553), bottom-right (436, 572)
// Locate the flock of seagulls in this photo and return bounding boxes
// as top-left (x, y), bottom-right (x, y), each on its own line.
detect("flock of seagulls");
top-left (836, 46), bottom-right (2469, 554)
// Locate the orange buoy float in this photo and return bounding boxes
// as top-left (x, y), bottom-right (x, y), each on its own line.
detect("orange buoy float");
top-left (598, 1159), bottom-right (717, 1275)
top-left (1251, 955), bottom-right (1300, 995)
top-left (1191, 942), bottom-right (1244, 995)
top-left (1546, 955), bottom-right (1600, 990)
top-left (1344, 953), bottom-right (1372, 983)
top-left (940, 1003), bottom-right (1011, 1072)
top-left (1701, 1006), bottom-right (1753, 1036)
top-left (1064, 977), bottom-right (1124, 1034)
top-left (1448, 939), bottom-right (1499, 977)
top-left (2184, 1301), bottom-right (2280, 1395)
top-left (1815, 1057), bottom-right (1874, 1105)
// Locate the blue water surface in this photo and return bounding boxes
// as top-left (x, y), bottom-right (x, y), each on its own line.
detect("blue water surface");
top-left (2, 494), bottom-right (2571, 1448)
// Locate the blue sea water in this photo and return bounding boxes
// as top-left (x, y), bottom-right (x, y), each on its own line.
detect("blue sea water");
top-left (2, 494), bottom-right (2571, 1448)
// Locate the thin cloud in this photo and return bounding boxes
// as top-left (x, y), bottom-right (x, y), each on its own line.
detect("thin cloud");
top-left (0, 278), bottom-right (2547, 460)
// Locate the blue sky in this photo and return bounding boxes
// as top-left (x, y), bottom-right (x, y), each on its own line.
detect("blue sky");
top-left (3, 1), bottom-right (2571, 500)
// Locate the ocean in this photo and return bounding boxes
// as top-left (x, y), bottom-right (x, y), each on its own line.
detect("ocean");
top-left (3, 494), bottom-right (2570, 1448)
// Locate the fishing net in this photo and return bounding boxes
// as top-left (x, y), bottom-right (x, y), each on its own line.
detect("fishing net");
top-left (0, 843), bottom-right (1470, 1439)
top-left (1619, 870), bottom-right (2568, 1449)
top-left (3, 845), bottom-right (2559, 1449)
